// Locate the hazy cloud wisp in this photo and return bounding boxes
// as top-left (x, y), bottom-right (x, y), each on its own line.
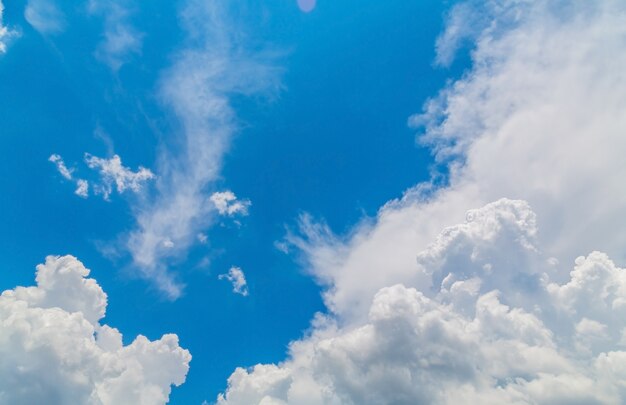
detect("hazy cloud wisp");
top-left (124, 0), bottom-right (280, 298)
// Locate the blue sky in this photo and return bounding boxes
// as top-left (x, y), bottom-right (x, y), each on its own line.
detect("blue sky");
top-left (3, 1), bottom-right (626, 404)
top-left (0, 0), bottom-right (462, 402)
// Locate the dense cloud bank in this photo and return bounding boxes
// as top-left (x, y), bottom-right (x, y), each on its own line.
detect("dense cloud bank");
top-left (218, 1), bottom-right (626, 403)
top-left (0, 256), bottom-right (191, 404)
top-left (218, 200), bottom-right (626, 404)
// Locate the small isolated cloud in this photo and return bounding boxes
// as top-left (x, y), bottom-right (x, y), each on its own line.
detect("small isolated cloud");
top-left (49, 154), bottom-right (73, 180)
top-left (88, 0), bottom-right (143, 70)
top-left (74, 179), bottom-right (89, 198)
top-left (49, 153), bottom-right (90, 198)
top-left (85, 153), bottom-right (155, 200)
top-left (210, 191), bottom-right (250, 216)
top-left (0, 255), bottom-right (191, 403)
top-left (219, 266), bottom-right (248, 296)
top-left (24, 0), bottom-right (65, 35)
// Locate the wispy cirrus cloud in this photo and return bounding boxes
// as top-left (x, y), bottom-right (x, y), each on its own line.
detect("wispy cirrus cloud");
top-left (218, 1), bottom-right (626, 403)
top-left (123, 0), bottom-right (281, 299)
top-left (88, 0), bottom-right (143, 70)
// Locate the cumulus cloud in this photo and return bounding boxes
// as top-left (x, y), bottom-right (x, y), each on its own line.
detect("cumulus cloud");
top-left (124, 0), bottom-right (280, 298)
top-left (210, 191), bottom-right (250, 216)
top-left (218, 201), bottom-right (626, 404)
top-left (88, 0), bottom-right (143, 70)
top-left (219, 267), bottom-right (248, 296)
top-left (85, 153), bottom-right (154, 200)
top-left (24, 0), bottom-right (65, 35)
top-left (0, 255), bottom-right (191, 404)
top-left (217, 0), bottom-right (626, 403)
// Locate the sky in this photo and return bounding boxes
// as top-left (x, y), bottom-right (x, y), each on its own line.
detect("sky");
top-left (2, 0), bottom-right (626, 404)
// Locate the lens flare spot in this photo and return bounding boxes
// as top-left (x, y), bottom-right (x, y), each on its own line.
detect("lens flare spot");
top-left (297, 0), bottom-right (316, 13)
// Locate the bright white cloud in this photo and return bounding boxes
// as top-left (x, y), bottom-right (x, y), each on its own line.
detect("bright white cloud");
top-left (219, 267), bottom-right (248, 296)
top-left (85, 153), bottom-right (154, 200)
top-left (210, 191), bottom-right (250, 216)
top-left (49, 154), bottom-right (73, 180)
top-left (218, 0), bottom-right (626, 403)
top-left (49, 153), bottom-right (152, 200)
top-left (88, 0), bottom-right (143, 70)
top-left (24, 0), bottom-right (65, 35)
top-left (219, 202), bottom-right (626, 404)
top-left (124, 0), bottom-right (280, 298)
top-left (75, 179), bottom-right (89, 198)
top-left (0, 255), bottom-right (191, 404)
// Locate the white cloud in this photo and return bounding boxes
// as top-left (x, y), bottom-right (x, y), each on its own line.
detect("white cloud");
top-left (49, 154), bottom-right (73, 180)
top-left (88, 0), bottom-right (143, 70)
top-left (219, 202), bottom-right (626, 404)
top-left (219, 266), bottom-right (248, 296)
top-left (0, 255), bottom-right (191, 404)
top-left (210, 191), bottom-right (251, 216)
top-left (75, 179), bottom-right (89, 198)
top-left (85, 153), bottom-right (154, 200)
top-left (50, 153), bottom-right (152, 200)
top-left (49, 154), bottom-right (90, 198)
top-left (124, 0), bottom-right (280, 298)
top-left (24, 0), bottom-right (65, 35)
top-left (0, 1), bottom-right (18, 53)
top-left (218, 0), bottom-right (626, 403)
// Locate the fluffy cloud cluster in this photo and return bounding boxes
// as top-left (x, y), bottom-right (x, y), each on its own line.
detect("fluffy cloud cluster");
top-left (219, 267), bottom-right (248, 296)
top-left (0, 255), bottom-right (191, 404)
top-left (49, 153), bottom-right (154, 200)
top-left (219, 201), bottom-right (626, 404)
top-left (85, 154), bottom-right (155, 200)
top-left (210, 191), bottom-right (250, 217)
top-left (217, 0), bottom-right (626, 403)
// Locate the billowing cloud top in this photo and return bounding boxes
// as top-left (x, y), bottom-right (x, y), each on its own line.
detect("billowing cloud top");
top-left (218, 200), bottom-right (626, 404)
top-left (0, 255), bottom-right (191, 404)
top-left (217, 0), bottom-right (626, 403)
